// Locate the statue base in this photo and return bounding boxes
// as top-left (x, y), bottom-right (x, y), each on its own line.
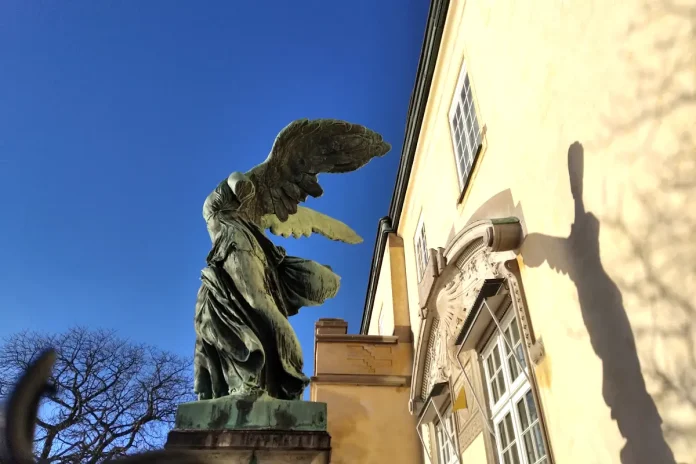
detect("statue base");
top-left (165, 394), bottom-right (331, 463)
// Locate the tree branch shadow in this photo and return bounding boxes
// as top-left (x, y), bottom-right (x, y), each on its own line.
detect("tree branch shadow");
top-left (589, 0), bottom-right (696, 460)
top-left (521, 142), bottom-right (677, 464)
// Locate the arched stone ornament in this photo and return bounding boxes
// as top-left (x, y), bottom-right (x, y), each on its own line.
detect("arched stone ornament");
top-left (409, 217), bottom-right (542, 416)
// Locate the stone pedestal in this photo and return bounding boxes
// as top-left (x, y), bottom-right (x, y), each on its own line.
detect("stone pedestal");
top-left (165, 394), bottom-right (331, 463)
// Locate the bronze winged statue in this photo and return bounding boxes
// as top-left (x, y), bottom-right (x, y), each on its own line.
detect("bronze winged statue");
top-left (1, 122), bottom-right (389, 462)
top-left (193, 119), bottom-right (391, 401)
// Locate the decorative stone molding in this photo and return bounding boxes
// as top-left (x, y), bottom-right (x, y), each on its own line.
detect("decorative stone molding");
top-left (410, 218), bottom-right (529, 416)
top-left (500, 258), bottom-right (541, 361)
top-left (458, 412), bottom-right (484, 452)
top-left (529, 338), bottom-right (546, 365)
top-left (417, 247), bottom-right (445, 310)
top-left (310, 374), bottom-right (411, 387)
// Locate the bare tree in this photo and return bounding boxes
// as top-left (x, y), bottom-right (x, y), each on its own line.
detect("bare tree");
top-left (0, 327), bottom-right (195, 463)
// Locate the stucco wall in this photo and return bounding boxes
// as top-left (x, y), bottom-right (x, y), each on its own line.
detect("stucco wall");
top-left (369, 233), bottom-right (412, 339)
top-left (461, 434), bottom-right (487, 463)
top-left (311, 384), bottom-right (420, 464)
top-left (369, 243), bottom-right (394, 336)
top-left (380, 0), bottom-right (695, 462)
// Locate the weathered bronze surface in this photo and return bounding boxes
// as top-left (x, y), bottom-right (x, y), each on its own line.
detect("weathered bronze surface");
top-left (194, 119), bottom-right (390, 401)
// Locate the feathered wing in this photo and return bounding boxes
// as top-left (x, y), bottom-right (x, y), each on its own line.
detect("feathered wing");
top-left (260, 206), bottom-right (363, 244)
top-left (245, 119), bottom-right (391, 223)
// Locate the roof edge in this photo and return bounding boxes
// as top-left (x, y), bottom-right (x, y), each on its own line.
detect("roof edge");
top-left (359, 0), bottom-right (450, 334)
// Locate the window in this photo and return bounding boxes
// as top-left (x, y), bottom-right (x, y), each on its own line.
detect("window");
top-left (483, 309), bottom-right (548, 464)
top-left (435, 406), bottom-right (459, 464)
top-left (449, 62), bottom-right (482, 191)
top-left (414, 215), bottom-right (428, 281)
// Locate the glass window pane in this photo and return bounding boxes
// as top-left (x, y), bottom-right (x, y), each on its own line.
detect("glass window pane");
top-left (511, 319), bottom-right (521, 344)
top-left (497, 420), bottom-right (508, 448)
top-left (523, 432), bottom-right (536, 462)
top-left (517, 396), bottom-right (530, 430)
top-left (509, 353), bottom-right (521, 380)
top-left (534, 424), bottom-right (547, 460)
top-left (504, 413), bottom-right (515, 444)
top-left (497, 370), bottom-right (507, 396)
top-left (510, 443), bottom-right (520, 464)
top-left (466, 129), bottom-right (477, 160)
top-left (493, 346), bottom-right (502, 368)
top-left (516, 345), bottom-right (527, 370)
top-left (526, 391), bottom-right (538, 421)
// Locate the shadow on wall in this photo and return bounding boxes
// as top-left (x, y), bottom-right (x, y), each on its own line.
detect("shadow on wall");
top-left (521, 143), bottom-right (677, 464)
top-left (594, 0), bottom-right (696, 460)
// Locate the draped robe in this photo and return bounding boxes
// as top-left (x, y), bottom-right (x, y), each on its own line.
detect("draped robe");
top-left (193, 180), bottom-right (340, 400)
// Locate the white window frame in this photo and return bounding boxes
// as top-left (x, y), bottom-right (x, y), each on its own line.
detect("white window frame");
top-left (434, 405), bottom-right (459, 464)
top-left (482, 309), bottom-right (548, 464)
top-left (414, 214), bottom-right (429, 282)
top-left (448, 61), bottom-right (482, 191)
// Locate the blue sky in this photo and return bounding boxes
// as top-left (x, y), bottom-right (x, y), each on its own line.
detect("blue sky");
top-left (0, 1), bottom-right (428, 390)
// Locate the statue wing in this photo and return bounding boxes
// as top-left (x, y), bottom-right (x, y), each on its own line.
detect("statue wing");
top-left (260, 205), bottom-right (363, 244)
top-left (246, 119), bottom-right (391, 222)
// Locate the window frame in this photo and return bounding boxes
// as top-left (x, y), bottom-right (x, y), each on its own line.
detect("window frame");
top-left (414, 213), bottom-right (429, 282)
top-left (448, 60), bottom-right (483, 195)
top-left (434, 403), bottom-right (460, 464)
top-left (481, 308), bottom-right (548, 464)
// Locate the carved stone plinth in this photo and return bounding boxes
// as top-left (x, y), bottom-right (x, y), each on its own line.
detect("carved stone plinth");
top-left (165, 395), bottom-right (331, 463)
top-left (174, 395), bottom-right (327, 432)
top-left (165, 429), bottom-right (331, 463)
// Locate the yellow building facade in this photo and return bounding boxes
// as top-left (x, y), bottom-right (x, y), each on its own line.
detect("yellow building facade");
top-left (312, 0), bottom-right (695, 463)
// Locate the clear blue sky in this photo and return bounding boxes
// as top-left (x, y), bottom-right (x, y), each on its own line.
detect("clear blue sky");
top-left (0, 1), bottom-right (428, 388)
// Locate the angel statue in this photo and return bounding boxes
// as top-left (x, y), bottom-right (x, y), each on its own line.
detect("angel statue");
top-left (193, 119), bottom-right (390, 402)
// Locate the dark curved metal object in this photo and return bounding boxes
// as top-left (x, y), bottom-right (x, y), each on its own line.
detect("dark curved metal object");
top-left (2, 350), bottom-right (206, 464)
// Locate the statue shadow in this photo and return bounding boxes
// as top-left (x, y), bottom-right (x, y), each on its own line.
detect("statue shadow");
top-left (521, 142), bottom-right (676, 464)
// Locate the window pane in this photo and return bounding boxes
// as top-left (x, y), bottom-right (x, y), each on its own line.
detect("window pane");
top-left (526, 391), bottom-right (538, 421)
top-left (491, 378), bottom-right (500, 403)
top-left (510, 443), bottom-right (520, 464)
top-left (497, 412), bottom-right (521, 464)
top-left (435, 411), bottom-right (458, 464)
top-left (504, 413), bottom-right (515, 443)
top-left (493, 345), bottom-right (502, 368)
top-left (515, 391), bottom-right (548, 464)
top-left (516, 345), bottom-right (527, 370)
top-left (523, 432), bottom-right (536, 462)
top-left (497, 370), bottom-right (507, 397)
top-left (517, 396), bottom-right (530, 430)
top-left (511, 319), bottom-right (521, 344)
top-left (534, 426), bottom-right (546, 460)
top-left (450, 69), bottom-right (481, 192)
top-left (466, 128), bottom-right (477, 161)
top-left (497, 421), bottom-right (508, 448)
top-left (508, 351), bottom-right (521, 380)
